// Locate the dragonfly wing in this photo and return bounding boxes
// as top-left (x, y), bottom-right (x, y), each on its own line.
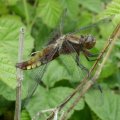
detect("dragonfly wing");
top-left (22, 64), bottom-right (48, 108)
top-left (69, 17), bottom-right (112, 34)
top-left (22, 47), bottom-right (59, 108)
top-left (46, 9), bottom-right (67, 45)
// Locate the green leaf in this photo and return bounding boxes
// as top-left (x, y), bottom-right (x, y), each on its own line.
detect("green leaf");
top-left (100, 59), bottom-right (117, 79)
top-left (0, 15), bottom-right (34, 89)
top-left (91, 111), bottom-right (101, 120)
top-left (11, 1), bottom-right (35, 24)
top-left (0, 2), bottom-right (8, 15)
top-left (31, 18), bottom-right (52, 50)
top-left (104, 71), bottom-right (120, 89)
top-left (37, 0), bottom-right (62, 28)
top-left (5, 0), bottom-right (19, 5)
top-left (115, 40), bottom-right (120, 48)
top-left (99, 0), bottom-right (120, 19)
top-left (70, 105), bottom-right (93, 120)
top-left (60, 0), bottom-right (80, 17)
top-left (79, 0), bottom-right (104, 13)
top-left (98, 22), bottom-right (114, 39)
top-left (115, 52), bottom-right (120, 59)
top-left (0, 80), bottom-right (16, 100)
top-left (26, 86), bottom-right (84, 119)
top-left (0, 95), bottom-right (13, 113)
top-left (85, 89), bottom-right (120, 120)
top-left (21, 110), bottom-right (31, 120)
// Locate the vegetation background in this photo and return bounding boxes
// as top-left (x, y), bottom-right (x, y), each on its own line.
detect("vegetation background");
top-left (0, 0), bottom-right (120, 120)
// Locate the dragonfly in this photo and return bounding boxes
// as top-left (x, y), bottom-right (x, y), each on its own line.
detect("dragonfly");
top-left (16, 34), bottom-right (97, 71)
top-left (16, 10), bottom-right (110, 108)
top-left (16, 33), bottom-right (98, 108)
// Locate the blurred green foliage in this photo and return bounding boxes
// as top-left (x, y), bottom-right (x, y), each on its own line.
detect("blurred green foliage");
top-left (0, 0), bottom-right (120, 120)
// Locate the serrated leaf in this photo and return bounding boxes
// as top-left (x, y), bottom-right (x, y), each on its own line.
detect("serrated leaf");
top-left (79, 0), bottom-right (104, 13)
top-left (37, 0), bottom-right (62, 28)
top-left (10, 1), bottom-right (35, 23)
top-left (99, 0), bottom-right (120, 19)
top-left (85, 89), bottom-right (120, 120)
top-left (26, 86), bottom-right (84, 119)
top-left (0, 16), bottom-right (34, 89)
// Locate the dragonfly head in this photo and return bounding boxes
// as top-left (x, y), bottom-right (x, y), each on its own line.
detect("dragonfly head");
top-left (83, 35), bottom-right (96, 49)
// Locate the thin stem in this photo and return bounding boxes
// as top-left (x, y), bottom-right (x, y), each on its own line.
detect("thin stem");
top-left (32, 108), bottom-right (55, 120)
top-left (23, 0), bottom-right (30, 29)
top-left (33, 0), bottom-right (39, 8)
top-left (14, 28), bottom-right (24, 120)
top-left (92, 24), bottom-right (120, 82)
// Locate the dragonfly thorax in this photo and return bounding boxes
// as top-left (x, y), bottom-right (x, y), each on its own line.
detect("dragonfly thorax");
top-left (54, 35), bottom-right (66, 49)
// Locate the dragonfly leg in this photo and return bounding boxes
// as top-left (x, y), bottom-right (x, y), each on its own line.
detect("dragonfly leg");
top-left (93, 81), bottom-right (103, 93)
top-left (97, 84), bottom-right (102, 93)
top-left (85, 55), bottom-right (98, 61)
top-left (75, 55), bottom-right (90, 76)
top-left (87, 53), bottom-right (99, 57)
top-left (83, 49), bottom-right (99, 61)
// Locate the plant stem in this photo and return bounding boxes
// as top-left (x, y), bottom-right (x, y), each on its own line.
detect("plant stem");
top-left (14, 28), bottom-right (24, 120)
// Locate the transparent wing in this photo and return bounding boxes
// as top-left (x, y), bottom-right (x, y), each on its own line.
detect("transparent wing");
top-left (46, 9), bottom-right (67, 46)
top-left (69, 17), bottom-right (112, 34)
top-left (22, 64), bottom-right (48, 108)
top-left (22, 47), bottom-right (59, 108)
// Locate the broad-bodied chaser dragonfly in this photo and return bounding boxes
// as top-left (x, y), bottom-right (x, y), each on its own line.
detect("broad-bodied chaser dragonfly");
top-left (16, 34), bottom-right (98, 107)
top-left (16, 34), bottom-right (97, 71)
top-left (16, 11), bottom-right (110, 108)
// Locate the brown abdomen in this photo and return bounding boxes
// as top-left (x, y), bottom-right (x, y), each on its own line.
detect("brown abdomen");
top-left (16, 51), bottom-right (42, 70)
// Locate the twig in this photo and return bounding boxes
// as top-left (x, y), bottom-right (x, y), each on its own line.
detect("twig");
top-left (32, 108), bottom-right (58, 120)
top-left (32, 21), bottom-right (120, 120)
top-left (60, 22), bottom-right (120, 120)
top-left (14, 28), bottom-right (24, 120)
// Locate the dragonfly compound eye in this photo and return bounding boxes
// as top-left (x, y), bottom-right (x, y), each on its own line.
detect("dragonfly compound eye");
top-left (85, 35), bottom-right (96, 49)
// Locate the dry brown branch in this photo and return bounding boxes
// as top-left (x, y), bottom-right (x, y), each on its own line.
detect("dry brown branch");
top-left (14, 28), bottom-right (24, 120)
top-left (32, 21), bottom-right (120, 120)
top-left (45, 21), bottom-right (120, 120)
top-left (60, 22), bottom-right (120, 120)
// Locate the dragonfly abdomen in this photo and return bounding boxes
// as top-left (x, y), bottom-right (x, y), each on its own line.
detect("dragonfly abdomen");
top-left (16, 60), bottom-right (41, 70)
top-left (16, 52), bottom-right (42, 70)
